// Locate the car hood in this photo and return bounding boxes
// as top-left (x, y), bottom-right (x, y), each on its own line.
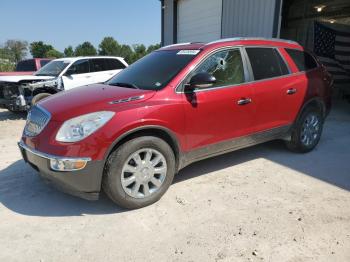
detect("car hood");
top-left (0, 71), bottom-right (35, 77)
top-left (0, 75), bottom-right (55, 83)
top-left (39, 83), bottom-right (156, 122)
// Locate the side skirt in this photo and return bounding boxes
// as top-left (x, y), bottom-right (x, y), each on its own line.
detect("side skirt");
top-left (178, 125), bottom-right (292, 170)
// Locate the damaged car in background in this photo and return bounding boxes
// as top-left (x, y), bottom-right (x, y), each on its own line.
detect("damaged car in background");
top-left (0, 56), bottom-right (128, 112)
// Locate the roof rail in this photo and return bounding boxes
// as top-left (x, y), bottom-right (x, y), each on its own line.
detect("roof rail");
top-left (160, 42), bottom-right (192, 49)
top-left (206, 37), bottom-right (299, 45)
top-left (160, 42), bottom-right (205, 49)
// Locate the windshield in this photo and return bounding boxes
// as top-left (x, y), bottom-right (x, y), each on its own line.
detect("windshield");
top-left (35, 60), bottom-right (70, 76)
top-left (106, 50), bottom-right (200, 90)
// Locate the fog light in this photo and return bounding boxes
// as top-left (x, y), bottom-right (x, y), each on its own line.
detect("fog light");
top-left (16, 95), bottom-right (26, 106)
top-left (50, 158), bottom-right (88, 171)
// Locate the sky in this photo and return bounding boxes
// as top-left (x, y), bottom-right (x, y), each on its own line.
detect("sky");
top-left (0, 0), bottom-right (161, 52)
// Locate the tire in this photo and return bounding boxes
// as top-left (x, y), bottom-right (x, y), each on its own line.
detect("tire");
top-left (286, 106), bottom-right (324, 153)
top-left (31, 93), bottom-right (52, 105)
top-left (103, 136), bottom-right (176, 209)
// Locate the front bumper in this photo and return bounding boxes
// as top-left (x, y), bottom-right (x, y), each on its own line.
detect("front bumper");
top-left (18, 141), bottom-right (104, 200)
top-left (0, 97), bottom-right (28, 111)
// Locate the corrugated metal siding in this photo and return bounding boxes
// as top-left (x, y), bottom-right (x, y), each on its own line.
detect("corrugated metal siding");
top-left (177, 0), bottom-right (222, 43)
top-left (163, 0), bottom-right (176, 45)
top-left (222, 0), bottom-right (277, 38)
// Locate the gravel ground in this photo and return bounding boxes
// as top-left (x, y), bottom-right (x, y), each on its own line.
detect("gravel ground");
top-left (0, 101), bottom-right (349, 262)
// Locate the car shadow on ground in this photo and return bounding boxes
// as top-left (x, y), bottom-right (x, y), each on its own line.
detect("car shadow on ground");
top-left (0, 160), bottom-right (125, 217)
top-left (0, 110), bottom-right (26, 121)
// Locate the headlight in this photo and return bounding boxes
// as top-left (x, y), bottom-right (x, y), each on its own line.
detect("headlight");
top-left (56, 111), bottom-right (115, 142)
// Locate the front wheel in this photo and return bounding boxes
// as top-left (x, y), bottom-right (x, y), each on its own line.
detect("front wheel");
top-left (286, 106), bottom-right (324, 153)
top-left (103, 136), bottom-right (176, 209)
top-left (31, 93), bottom-right (52, 105)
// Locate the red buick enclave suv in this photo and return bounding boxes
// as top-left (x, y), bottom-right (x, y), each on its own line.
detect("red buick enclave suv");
top-left (19, 38), bottom-right (332, 209)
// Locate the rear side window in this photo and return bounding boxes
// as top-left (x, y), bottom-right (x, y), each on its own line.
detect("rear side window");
top-left (40, 60), bottom-right (50, 67)
top-left (16, 60), bottom-right (36, 71)
top-left (285, 49), bottom-right (318, 71)
top-left (90, 59), bottom-right (106, 72)
top-left (246, 48), bottom-right (289, 81)
top-left (105, 59), bottom-right (126, 70)
top-left (70, 59), bottom-right (90, 74)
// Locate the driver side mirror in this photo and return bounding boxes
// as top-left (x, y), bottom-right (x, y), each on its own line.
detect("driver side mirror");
top-left (185, 72), bottom-right (216, 91)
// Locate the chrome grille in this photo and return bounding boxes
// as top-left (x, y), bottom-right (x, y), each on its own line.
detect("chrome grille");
top-left (24, 105), bottom-right (51, 137)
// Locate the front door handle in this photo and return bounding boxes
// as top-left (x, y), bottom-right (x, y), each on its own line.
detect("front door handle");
top-left (287, 88), bottom-right (297, 95)
top-left (237, 98), bottom-right (252, 105)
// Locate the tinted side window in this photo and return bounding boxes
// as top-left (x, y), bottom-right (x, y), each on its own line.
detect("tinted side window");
top-left (105, 59), bottom-right (126, 70)
top-left (285, 49), bottom-right (318, 71)
top-left (90, 59), bottom-right (106, 72)
top-left (191, 49), bottom-right (245, 88)
top-left (16, 60), bottom-right (36, 71)
top-left (246, 48), bottom-right (289, 81)
top-left (70, 59), bottom-right (90, 74)
top-left (40, 60), bottom-right (50, 67)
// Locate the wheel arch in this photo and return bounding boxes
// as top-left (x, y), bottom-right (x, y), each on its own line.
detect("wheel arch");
top-left (104, 125), bottom-right (181, 171)
top-left (32, 87), bottom-right (59, 96)
top-left (297, 97), bottom-right (326, 121)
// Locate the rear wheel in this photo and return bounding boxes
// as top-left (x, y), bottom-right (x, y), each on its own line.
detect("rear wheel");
top-left (31, 93), bottom-right (51, 105)
top-left (286, 106), bottom-right (324, 153)
top-left (103, 136), bottom-right (176, 209)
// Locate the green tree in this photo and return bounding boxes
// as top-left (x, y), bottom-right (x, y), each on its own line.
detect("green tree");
top-left (64, 46), bottom-right (74, 57)
top-left (147, 43), bottom-right (161, 53)
top-left (30, 41), bottom-right (54, 58)
top-left (98, 37), bottom-right (119, 56)
top-left (131, 44), bottom-right (147, 63)
top-left (74, 42), bottom-right (97, 56)
top-left (46, 49), bottom-right (63, 58)
top-left (0, 47), bottom-right (15, 71)
top-left (4, 40), bottom-right (28, 62)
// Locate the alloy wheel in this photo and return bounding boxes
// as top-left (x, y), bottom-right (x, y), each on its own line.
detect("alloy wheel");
top-left (121, 148), bottom-right (167, 198)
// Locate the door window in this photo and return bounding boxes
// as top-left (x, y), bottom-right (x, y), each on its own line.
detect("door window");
top-left (69, 59), bottom-right (90, 74)
top-left (105, 59), bottom-right (126, 70)
top-left (190, 49), bottom-right (245, 89)
top-left (245, 48), bottom-right (289, 81)
top-left (90, 59), bottom-right (106, 72)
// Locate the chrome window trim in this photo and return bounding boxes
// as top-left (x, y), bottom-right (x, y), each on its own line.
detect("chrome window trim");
top-left (174, 45), bottom-right (296, 94)
top-left (18, 141), bottom-right (91, 162)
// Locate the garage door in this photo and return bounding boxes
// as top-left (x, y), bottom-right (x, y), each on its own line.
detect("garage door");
top-left (177, 0), bottom-right (222, 43)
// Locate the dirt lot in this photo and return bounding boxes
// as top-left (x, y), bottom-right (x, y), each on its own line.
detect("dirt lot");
top-left (0, 101), bottom-right (349, 262)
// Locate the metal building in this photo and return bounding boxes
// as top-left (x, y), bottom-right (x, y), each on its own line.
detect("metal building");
top-left (161, 0), bottom-right (350, 47)
top-left (160, 0), bottom-right (282, 46)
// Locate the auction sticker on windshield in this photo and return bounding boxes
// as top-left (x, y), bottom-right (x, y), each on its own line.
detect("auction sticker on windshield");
top-left (177, 50), bottom-right (200, 55)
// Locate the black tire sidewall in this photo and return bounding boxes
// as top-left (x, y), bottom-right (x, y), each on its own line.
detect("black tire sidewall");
top-left (31, 93), bottom-right (51, 105)
top-left (104, 136), bottom-right (176, 209)
top-left (289, 107), bottom-right (324, 152)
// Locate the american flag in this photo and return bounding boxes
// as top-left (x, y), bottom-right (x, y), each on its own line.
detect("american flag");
top-left (314, 22), bottom-right (350, 88)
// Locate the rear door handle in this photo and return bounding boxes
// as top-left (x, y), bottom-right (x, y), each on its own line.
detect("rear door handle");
top-left (237, 98), bottom-right (252, 105)
top-left (287, 88), bottom-right (297, 95)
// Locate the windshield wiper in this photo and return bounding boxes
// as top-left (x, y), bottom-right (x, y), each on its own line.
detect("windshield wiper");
top-left (109, 82), bottom-right (139, 89)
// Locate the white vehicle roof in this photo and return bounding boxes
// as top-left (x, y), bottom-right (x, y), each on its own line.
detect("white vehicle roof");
top-left (53, 56), bottom-right (126, 63)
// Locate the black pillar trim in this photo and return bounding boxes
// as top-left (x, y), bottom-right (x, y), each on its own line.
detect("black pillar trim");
top-left (220, 0), bottom-right (224, 38)
top-left (273, 0), bottom-right (282, 38)
top-left (173, 0), bottom-right (178, 44)
top-left (160, 0), bottom-right (164, 46)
